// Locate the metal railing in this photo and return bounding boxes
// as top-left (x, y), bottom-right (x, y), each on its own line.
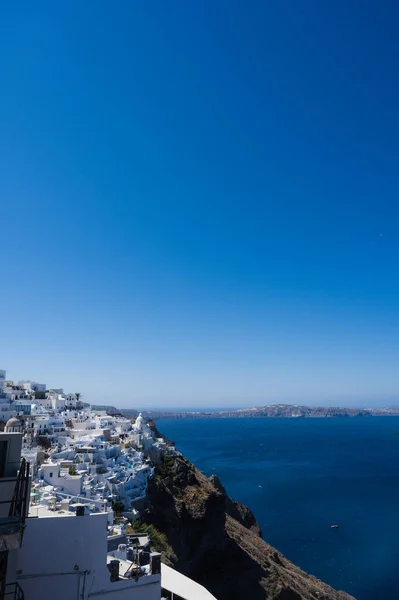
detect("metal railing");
top-left (9, 459), bottom-right (30, 521)
top-left (0, 459), bottom-right (30, 545)
top-left (4, 582), bottom-right (24, 600)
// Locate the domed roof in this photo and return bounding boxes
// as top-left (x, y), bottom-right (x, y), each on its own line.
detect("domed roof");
top-left (6, 416), bottom-right (22, 428)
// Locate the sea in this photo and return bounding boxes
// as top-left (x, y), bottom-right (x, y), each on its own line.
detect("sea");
top-left (158, 416), bottom-right (399, 600)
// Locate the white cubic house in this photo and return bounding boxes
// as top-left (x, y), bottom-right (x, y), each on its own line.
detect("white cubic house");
top-left (0, 430), bottom-right (217, 600)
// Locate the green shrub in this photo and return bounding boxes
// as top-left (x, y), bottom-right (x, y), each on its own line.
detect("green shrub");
top-left (156, 455), bottom-right (175, 479)
top-left (129, 519), bottom-right (170, 554)
top-left (112, 501), bottom-right (125, 515)
top-left (36, 435), bottom-right (51, 449)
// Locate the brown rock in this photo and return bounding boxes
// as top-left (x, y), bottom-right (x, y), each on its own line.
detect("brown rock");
top-left (143, 452), bottom-right (356, 600)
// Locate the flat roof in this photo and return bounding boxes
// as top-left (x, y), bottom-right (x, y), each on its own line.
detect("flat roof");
top-left (161, 564), bottom-right (217, 600)
top-left (28, 506), bottom-right (107, 520)
top-left (106, 555), bottom-right (151, 579)
top-left (28, 505), bottom-right (75, 518)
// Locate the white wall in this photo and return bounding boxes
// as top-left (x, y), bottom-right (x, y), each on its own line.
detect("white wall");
top-left (35, 397), bottom-right (52, 410)
top-left (73, 421), bottom-right (95, 431)
top-left (18, 381), bottom-right (46, 393)
top-left (117, 421), bottom-right (132, 433)
top-left (3, 388), bottom-right (28, 400)
top-left (33, 418), bottom-right (50, 435)
top-left (39, 463), bottom-right (83, 495)
top-left (32, 417), bottom-right (65, 434)
top-left (18, 382), bottom-right (34, 393)
top-left (51, 396), bottom-right (66, 411)
top-left (17, 513), bottom-right (161, 600)
top-left (18, 513), bottom-right (105, 600)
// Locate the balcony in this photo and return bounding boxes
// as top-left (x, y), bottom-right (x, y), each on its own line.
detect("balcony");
top-left (3, 583), bottom-right (24, 600)
top-left (0, 458), bottom-right (30, 551)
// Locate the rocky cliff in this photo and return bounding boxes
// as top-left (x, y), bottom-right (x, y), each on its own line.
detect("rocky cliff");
top-left (143, 428), bottom-right (355, 600)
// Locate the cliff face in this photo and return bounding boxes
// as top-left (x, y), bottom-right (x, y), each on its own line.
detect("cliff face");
top-left (143, 446), bottom-right (355, 600)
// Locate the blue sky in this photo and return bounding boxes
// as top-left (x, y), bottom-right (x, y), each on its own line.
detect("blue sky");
top-left (1, 1), bottom-right (398, 408)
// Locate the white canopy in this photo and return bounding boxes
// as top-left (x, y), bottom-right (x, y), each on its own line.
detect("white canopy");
top-left (161, 563), bottom-right (217, 600)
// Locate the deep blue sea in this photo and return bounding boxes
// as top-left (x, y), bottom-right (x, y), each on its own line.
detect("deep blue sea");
top-left (158, 417), bottom-right (399, 600)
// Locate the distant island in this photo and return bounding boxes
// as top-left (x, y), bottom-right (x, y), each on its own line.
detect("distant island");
top-left (89, 403), bottom-right (399, 420)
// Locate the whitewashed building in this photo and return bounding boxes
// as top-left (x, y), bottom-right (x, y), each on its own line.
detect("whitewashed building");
top-left (1, 430), bottom-right (217, 600)
top-left (0, 400), bottom-right (16, 424)
top-left (18, 380), bottom-right (46, 394)
top-left (38, 462), bottom-right (83, 495)
top-left (65, 393), bottom-right (78, 409)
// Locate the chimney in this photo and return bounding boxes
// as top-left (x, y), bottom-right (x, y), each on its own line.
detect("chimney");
top-left (108, 559), bottom-right (120, 582)
top-left (150, 552), bottom-right (161, 575)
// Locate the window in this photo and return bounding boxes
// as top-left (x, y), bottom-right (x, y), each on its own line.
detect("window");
top-left (49, 472), bottom-right (53, 477)
top-left (0, 441), bottom-right (8, 478)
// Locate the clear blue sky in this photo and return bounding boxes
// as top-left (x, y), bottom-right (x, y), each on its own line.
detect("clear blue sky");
top-left (1, 1), bottom-right (398, 408)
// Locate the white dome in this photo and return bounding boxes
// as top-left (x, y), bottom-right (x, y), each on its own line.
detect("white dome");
top-left (5, 415), bottom-right (24, 432)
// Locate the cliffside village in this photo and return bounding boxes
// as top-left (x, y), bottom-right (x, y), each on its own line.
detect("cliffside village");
top-left (0, 369), bottom-right (216, 600)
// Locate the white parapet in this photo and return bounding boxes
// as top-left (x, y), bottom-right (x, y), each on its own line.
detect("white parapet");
top-left (161, 563), bottom-right (218, 600)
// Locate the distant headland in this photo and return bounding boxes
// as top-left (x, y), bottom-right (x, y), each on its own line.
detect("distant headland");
top-left (89, 403), bottom-right (399, 420)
